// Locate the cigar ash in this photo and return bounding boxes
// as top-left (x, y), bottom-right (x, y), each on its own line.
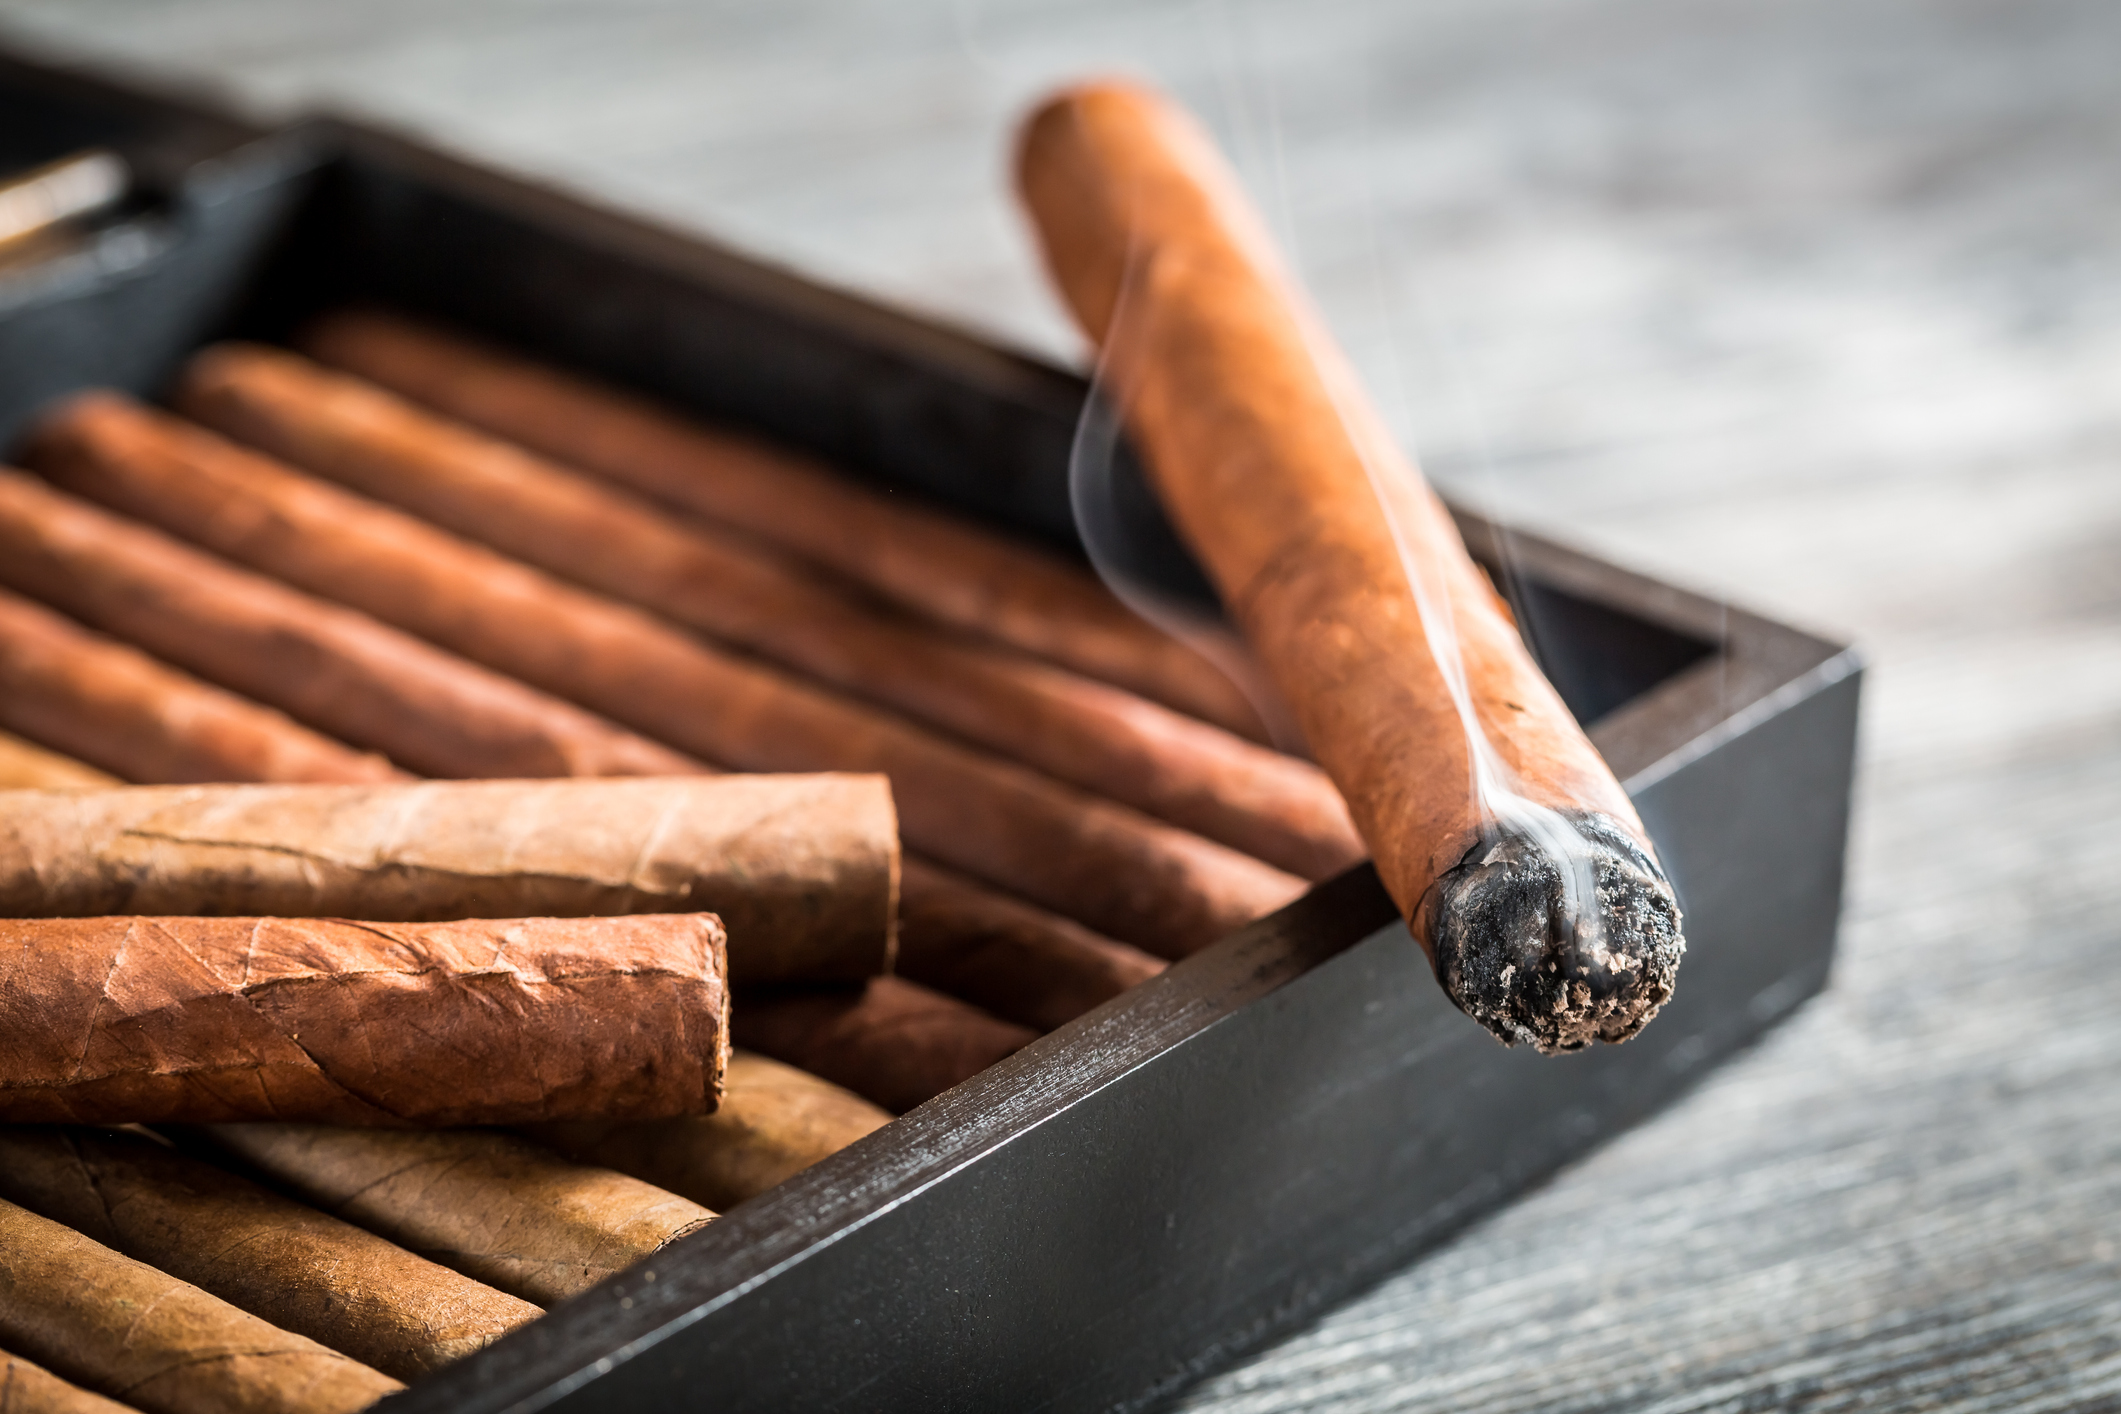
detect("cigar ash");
top-left (1429, 810), bottom-right (1683, 1054)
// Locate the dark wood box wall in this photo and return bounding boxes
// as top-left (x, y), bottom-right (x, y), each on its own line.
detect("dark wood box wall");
top-left (0, 71), bottom-right (1860, 1414)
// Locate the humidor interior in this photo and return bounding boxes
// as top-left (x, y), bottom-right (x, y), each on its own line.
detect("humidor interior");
top-left (0, 62), bottom-right (1861, 1414)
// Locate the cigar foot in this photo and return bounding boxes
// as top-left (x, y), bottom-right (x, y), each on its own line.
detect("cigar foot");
top-left (1430, 811), bottom-right (1683, 1054)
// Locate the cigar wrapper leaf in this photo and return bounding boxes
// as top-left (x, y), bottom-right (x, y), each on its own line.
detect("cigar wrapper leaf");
top-left (0, 1341), bottom-right (136, 1414)
top-left (0, 776), bottom-right (898, 984)
top-left (1017, 82), bottom-right (1683, 1051)
top-left (0, 913), bottom-right (730, 1126)
top-left (0, 1126), bottom-right (540, 1381)
top-left (0, 1198), bottom-right (401, 1414)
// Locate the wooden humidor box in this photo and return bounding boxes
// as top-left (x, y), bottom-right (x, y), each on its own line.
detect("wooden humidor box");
top-left (0, 51), bottom-right (1861, 1414)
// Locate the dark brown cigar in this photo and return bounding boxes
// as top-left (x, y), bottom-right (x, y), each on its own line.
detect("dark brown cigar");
top-left (0, 585), bottom-right (403, 786)
top-left (898, 857), bottom-right (1163, 1030)
top-left (0, 1197), bottom-right (401, 1414)
top-left (201, 1125), bottom-right (715, 1307)
top-left (1017, 82), bottom-right (1684, 1051)
top-left (0, 466), bottom-right (694, 782)
top-left (0, 777), bottom-right (898, 984)
top-left (303, 307), bottom-right (1270, 741)
top-left (525, 1048), bottom-right (892, 1212)
top-left (733, 975), bottom-right (1037, 1114)
top-left (0, 1342), bottom-right (136, 1413)
top-left (23, 391), bottom-right (1305, 956)
top-left (0, 913), bottom-right (729, 1126)
top-left (174, 343), bottom-right (1361, 880)
top-left (0, 1126), bottom-right (539, 1380)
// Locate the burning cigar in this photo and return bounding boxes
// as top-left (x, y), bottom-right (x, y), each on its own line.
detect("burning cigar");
top-left (0, 728), bottom-right (113, 790)
top-left (1016, 84), bottom-right (1685, 1051)
top-left (0, 777), bottom-right (897, 984)
top-left (176, 344), bottom-right (1363, 880)
top-left (525, 1049), bottom-right (891, 1212)
top-left (0, 1127), bottom-right (540, 1380)
top-left (0, 913), bottom-right (730, 1126)
top-left (0, 468), bottom-right (694, 782)
top-left (898, 857), bottom-right (1163, 1030)
top-left (733, 975), bottom-right (1038, 1114)
top-left (303, 307), bottom-right (1269, 742)
top-left (23, 393), bottom-right (1304, 955)
top-left (201, 1125), bottom-right (715, 1307)
top-left (0, 1343), bottom-right (133, 1414)
top-left (0, 1198), bottom-right (400, 1414)
top-left (0, 585), bottom-right (402, 787)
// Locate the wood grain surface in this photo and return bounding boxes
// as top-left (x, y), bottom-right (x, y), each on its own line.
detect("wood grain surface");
top-left (1, 1), bottom-right (2116, 1409)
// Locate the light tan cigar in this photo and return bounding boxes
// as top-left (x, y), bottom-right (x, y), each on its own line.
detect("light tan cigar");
top-left (0, 1198), bottom-right (400, 1414)
top-left (898, 857), bottom-right (1163, 1030)
top-left (303, 307), bottom-right (1269, 741)
top-left (202, 1126), bottom-right (715, 1307)
top-left (0, 730), bottom-right (111, 790)
top-left (0, 467), bottom-right (693, 782)
top-left (0, 586), bottom-right (403, 787)
top-left (1017, 82), bottom-right (1685, 1052)
top-left (0, 1342), bottom-right (136, 1414)
top-left (525, 1049), bottom-right (892, 1212)
top-left (733, 975), bottom-right (1038, 1114)
top-left (0, 777), bottom-right (897, 984)
top-left (24, 393), bottom-right (1305, 956)
top-left (174, 344), bottom-right (1361, 880)
top-left (0, 913), bottom-right (729, 1126)
top-left (0, 1127), bottom-right (539, 1381)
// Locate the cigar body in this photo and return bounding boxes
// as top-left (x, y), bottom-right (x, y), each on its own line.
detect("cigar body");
top-left (204, 1126), bottom-right (715, 1307)
top-left (0, 1198), bottom-right (400, 1414)
top-left (0, 730), bottom-right (112, 790)
top-left (1017, 84), bottom-right (1684, 1051)
top-left (0, 913), bottom-right (729, 1126)
top-left (734, 975), bottom-right (1038, 1114)
top-left (303, 308), bottom-right (1270, 741)
top-left (0, 1127), bottom-right (539, 1380)
top-left (898, 857), bottom-right (1164, 1030)
top-left (0, 467), bottom-right (692, 781)
top-left (526, 1049), bottom-right (892, 1212)
top-left (26, 393), bottom-right (1305, 956)
top-left (0, 777), bottom-right (897, 983)
top-left (0, 586), bottom-right (402, 787)
top-left (175, 344), bottom-right (1361, 880)
top-left (0, 1343), bottom-right (135, 1414)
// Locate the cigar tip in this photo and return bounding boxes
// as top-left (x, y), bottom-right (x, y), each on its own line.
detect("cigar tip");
top-left (1429, 811), bottom-right (1685, 1055)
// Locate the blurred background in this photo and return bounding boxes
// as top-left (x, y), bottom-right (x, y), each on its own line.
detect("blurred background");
top-left (2, 1), bottom-right (2115, 1409)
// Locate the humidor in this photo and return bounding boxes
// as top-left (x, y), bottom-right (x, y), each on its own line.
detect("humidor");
top-left (0, 52), bottom-right (1861, 1413)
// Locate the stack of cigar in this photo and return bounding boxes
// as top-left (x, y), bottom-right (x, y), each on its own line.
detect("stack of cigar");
top-left (0, 80), bottom-right (1683, 1410)
top-left (0, 293), bottom-right (1362, 1408)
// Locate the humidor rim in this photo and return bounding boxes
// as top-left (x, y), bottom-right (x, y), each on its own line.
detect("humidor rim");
top-left (0, 55), bottom-right (1861, 1414)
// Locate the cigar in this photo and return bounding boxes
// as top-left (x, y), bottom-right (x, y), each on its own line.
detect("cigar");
top-left (0, 1126), bottom-right (539, 1380)
top-left (0, 913), bottom-right (730, 1126)
top-left (201, 1125), bottom-right (715, 1307)
top-left (175, 344), bottom-right (1363, 880)
top-left (733, 975), bottom-right (1038, 1114)
top-left (898, 857), bottom-right (1164, 1030)
top-left (0, 777), bottom-right (897, 984)
top-left (0, 585), bottom-right (403, 787)
top-left (1017, 84), bottom-right (1685, 1051)
top-left (302, 307), bottom-right (1270, 741)
top-left (0, 729), bottom-right (113, 790)
top-left (524, 1048), bottom-right (892, 1212)
top-left (0, 1198), bottom-right (400, 1414)
top-left (0, 1343), bottom-right (134, 1414)
top-left (0, 468), bottom-right (694, 782)
top-left (23, 394), bottom-right (1305, 955)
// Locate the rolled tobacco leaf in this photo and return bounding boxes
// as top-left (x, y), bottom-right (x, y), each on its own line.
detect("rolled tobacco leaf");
top-left (0, 913), bottom-right (729, 1126)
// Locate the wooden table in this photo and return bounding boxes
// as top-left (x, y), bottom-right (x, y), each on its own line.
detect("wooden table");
top-left (3, 1), bottom-right (2116, 1408)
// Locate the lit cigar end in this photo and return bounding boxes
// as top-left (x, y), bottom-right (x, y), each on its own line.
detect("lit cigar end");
top-left (1427, 812), bottom-right (1684, 1054)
